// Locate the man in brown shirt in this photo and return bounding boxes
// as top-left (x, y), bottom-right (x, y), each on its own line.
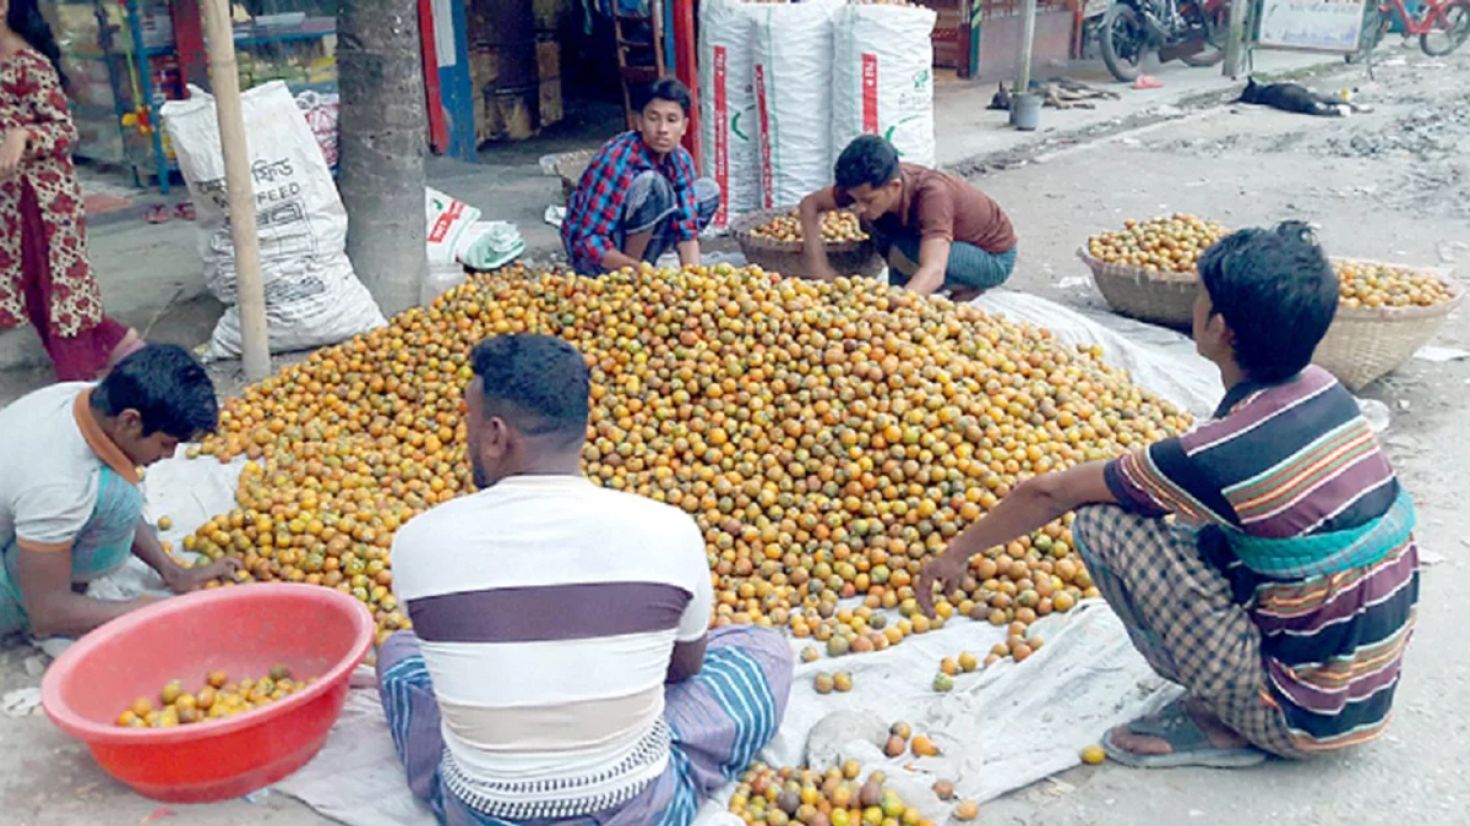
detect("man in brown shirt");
top-left (798, 136), bottom-right (1017, 299)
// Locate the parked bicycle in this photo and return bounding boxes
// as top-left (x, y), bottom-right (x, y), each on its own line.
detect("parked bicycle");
top-left (1098, 0), bottom-right (1231, 82)
top-left (1353, 0), bottom-right (1470, 58)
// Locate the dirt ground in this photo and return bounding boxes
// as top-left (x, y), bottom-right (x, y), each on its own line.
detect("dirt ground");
top-left (2, 46), bottom-right (1468, 826)
top-left (967, 46), bottom-right (1470, 826)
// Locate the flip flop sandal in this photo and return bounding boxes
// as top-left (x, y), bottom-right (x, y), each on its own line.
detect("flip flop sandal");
top-left (144, 205), bottom-right (171, 224)
top-left (174, 202), bottom-right (196, 221)
top-left (1102, 700), bottom-right (1268, 769)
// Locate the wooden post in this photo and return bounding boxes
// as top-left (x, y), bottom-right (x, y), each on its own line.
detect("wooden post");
top-left (200, 0), bottom-right (270, 380)
top-left (1014, 0), bottom-right (1038, 94)
top-left (1224, 0), bottom-right (1251, 78)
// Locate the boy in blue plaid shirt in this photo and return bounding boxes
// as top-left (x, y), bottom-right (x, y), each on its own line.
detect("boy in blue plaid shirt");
top-left (561, 79), bottom-right (721, 276)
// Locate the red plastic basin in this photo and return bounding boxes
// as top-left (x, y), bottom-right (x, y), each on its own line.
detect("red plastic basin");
top-left (41, 583), bottom-right (375, 803)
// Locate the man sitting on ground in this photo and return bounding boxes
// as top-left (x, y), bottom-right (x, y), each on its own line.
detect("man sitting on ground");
top-left (918, 222), bottom-right (1419, 766)
top-left (378, 334), bottom-right (792, 825)
top-left (799, 135), bottom-right (1017, 300)
top-left (0, 345), bottom-right (234, 641)
top-left (561, 79), bottom-right (721, 276)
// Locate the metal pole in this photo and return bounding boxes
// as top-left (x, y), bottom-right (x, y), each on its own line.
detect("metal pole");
top-left (1014, 0), bottom-right (1039, 94)
top-left (200, 0), bottom-right (270, 380)
top-left (1224, 0), bottom-right (1251, 79)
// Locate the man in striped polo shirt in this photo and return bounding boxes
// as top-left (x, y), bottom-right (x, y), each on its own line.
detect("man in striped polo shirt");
top-left (377, 334), bottom-right (792, 824)
top-left (918, 221), bottom-right (1419, 767)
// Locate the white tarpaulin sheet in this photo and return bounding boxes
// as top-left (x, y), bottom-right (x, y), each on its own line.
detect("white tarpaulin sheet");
top-left (973, 291), bottom-right (1223, 418)
top-left (61, 291), bottom-right (1229, 822)
top-left (263, 602), bottom-right (1177, 826)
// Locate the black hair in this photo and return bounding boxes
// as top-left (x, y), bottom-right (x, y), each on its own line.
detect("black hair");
top-left (637, 78), bottom-right (692, 116)
top-left (471, 334), bottom-right (590, 447)
top-left (1197, 221), bottom-right (1339, 384)
top-left (8, 0), bottom-right (67, 89)
top-left (834, 135), bottom-right (901, 191)
top-left (91, 344), bottom-right (219, 439)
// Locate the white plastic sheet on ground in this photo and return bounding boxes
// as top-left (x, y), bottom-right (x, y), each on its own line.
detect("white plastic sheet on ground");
top-left (69, 292), bottom-right (1228, 822)
top-left (263, 602), bottom-right (1177, 826)
top-left (750, 0), bottom-right (843, 209)
top-left (972, 292), bottom-right (1223, 418)
top-left (831, 4), bottom-right (937, 169)
top-left (698, 0), bottom-right (761, 227)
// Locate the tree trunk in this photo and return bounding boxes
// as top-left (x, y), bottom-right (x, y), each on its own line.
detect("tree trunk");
top-left (337, 0), bottom-right (428, 316)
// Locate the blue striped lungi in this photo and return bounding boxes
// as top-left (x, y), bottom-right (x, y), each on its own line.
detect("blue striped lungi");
top-left (377, 625), bottom-right (793, 826)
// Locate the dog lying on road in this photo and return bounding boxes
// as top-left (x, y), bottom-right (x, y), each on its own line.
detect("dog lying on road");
top-left (1236, 78), bottom-right (1375, 117)
top-left (988, 80), bottom-right (1122, 111)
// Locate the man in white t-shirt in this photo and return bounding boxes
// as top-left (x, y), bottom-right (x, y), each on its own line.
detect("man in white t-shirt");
top-left (0, 345), bottom-right (238, 639)
top-left (377, 334), bottom-right (792, 825)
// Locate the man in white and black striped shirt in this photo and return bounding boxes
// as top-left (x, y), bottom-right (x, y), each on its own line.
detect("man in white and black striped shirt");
top-left (378, 334), bottom-right (793, 825)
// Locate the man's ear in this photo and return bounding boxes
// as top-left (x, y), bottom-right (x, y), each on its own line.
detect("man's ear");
top-left (482, 417), bottom-right (512, 459)
top-left (1209, 313), bottom-right (1236, 350)
top-left (118, 408), bottom-right (145, 438)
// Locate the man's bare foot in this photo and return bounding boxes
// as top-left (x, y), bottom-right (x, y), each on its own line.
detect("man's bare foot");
top-left (1108, 697), bottom-right (1249, 757)
top-left (948, 287), bottom-right (985, 303)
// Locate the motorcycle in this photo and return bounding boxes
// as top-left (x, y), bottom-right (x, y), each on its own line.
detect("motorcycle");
top-left (1096, 0), bottom-right (1231, 82)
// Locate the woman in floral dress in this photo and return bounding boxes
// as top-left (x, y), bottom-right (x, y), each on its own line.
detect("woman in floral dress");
top-left (1, 0), bottom-right (142, 381)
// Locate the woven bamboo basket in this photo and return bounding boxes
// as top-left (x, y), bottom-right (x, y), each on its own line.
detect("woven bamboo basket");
top-left (1077, 247), bottom-right (1198, 330)
top-left (1313, 260), bottom-right (1463, 391)
top-left (730, 208), bottom-right (883, 281)
top-left (552, 149), bottom-right (595, 205)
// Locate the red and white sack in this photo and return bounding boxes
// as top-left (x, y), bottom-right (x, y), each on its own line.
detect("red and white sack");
top-left (831, 3), bottom-right (937, 168)
top-left (698, 0), bottom-right (760, 228)
top-left (751, 0), bottom-right (844, 210)
top-left (425, 187), bottom-right (483, 266)
top-left (294, 89), bottom-right (340, 168)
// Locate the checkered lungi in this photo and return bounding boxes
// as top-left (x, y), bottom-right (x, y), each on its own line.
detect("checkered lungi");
top-left (376, 625), bottom-right (793, 826)
top-left (1072, 505), bottom-right (1308, 759)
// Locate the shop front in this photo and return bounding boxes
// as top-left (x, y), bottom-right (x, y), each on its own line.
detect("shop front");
top-left (49, 0), bottom-right (342, 192)
top-left (916, 0), bottom-right (1081, 82)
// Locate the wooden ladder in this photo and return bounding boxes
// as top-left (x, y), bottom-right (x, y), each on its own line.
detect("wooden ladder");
top-left (613, 3), bottom-right (668, 130)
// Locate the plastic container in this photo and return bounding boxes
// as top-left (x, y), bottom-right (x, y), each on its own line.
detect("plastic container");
top-left (41, 584), bottom-right (375, 803)
top-left (1011, 92), bottom-right (1043, 131)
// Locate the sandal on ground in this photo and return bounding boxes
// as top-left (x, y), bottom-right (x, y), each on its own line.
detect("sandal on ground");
top-left (1102, 700), bottom-right (1268, 769)
top-left (144, 205), bottom-right (171, 224)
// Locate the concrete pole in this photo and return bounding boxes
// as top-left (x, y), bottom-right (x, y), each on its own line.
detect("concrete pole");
top-left (200, 0), bottom-right (271, 381)
top-left (1224, 0), bottom-right (1251, 79)
top-left (1014, 0), bottom-right (1039, 94)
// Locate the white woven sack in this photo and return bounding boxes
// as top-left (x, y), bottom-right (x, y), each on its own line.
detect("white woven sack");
top-left (698, 0), bottom-right (760, 227)
top-left (161, 81), bottom-right (385, 359)
top-left (751, 0), bottom-right (844, 210)
top-left (831, 4), bottom-right (937, 168)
